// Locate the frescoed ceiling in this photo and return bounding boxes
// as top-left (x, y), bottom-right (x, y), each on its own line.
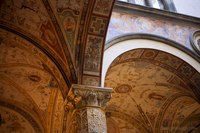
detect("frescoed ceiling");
top-left (105, 49), bottom-right (200, 133)
top-left (0, 0), bottom-right (116, 86)
top-left (0, 0), bottom-right (75, 83)
top-left (0, 105), bottom-right (41, 133)
top-left (0, 29), bottom-right (67, 132)
top-left (0, 0), bottom-right (115, 132)
top-left (1, 0), bottom-right (199, 133)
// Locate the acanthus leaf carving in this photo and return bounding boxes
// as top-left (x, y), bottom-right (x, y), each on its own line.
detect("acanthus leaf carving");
top-left (64, 84), bottom-right (112, 133)
top-left (64, 84), bottom-right (112, 111)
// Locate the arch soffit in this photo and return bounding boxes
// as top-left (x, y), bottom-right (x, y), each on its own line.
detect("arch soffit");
top-left (102, 33), bottom-right (200, 86)
top-left (103, 34), bottom-right (200, 132)
top-left (0, 100), bottom-right (44, 133)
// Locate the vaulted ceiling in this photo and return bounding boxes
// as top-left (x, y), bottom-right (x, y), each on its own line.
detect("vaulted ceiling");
top-left (0, 29), bottom-right (67, 132)
top-left (1, 0), bottom-right (200, 133)
top-left (0, 0), bottom-right (115, 86)
top-left (0, 0), bottom-right (115, 132)
top-left (105, 48), bottom-right (200, 133)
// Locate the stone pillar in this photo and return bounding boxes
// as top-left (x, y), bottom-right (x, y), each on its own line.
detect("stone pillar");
top-left (65, 84), bottom-right (112, 133)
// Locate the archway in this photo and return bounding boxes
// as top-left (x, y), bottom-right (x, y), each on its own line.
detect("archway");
top-left (103, 35), bottom-right (200, 133)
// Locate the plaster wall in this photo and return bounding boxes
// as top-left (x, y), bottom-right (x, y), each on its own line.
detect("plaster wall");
top-left (106, 11), bottom-right (200, 52)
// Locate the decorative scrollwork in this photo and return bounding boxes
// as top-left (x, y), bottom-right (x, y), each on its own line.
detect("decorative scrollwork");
top-left (65, 84), bottom-right (112, 110)
top-left (64, 84), bottom-right (112, 133)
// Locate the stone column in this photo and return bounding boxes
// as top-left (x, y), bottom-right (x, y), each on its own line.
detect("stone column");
top-left (65, 84), bottom-right (112, 133)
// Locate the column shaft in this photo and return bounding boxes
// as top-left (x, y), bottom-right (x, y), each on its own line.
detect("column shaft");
top-left (75, 107), bottom-right (107, 133)
top-left (65, 84), bottom-right (112, 133)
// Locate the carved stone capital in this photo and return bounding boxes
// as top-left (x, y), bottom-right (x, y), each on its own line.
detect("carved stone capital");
top-left (65, 84), bottom-right (112, 110)
top-left (64, 84), bottom-right (112, 133)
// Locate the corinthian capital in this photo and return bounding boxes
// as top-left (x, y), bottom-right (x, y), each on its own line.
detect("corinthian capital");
top-left (65, 84), bottom-right (112, 110)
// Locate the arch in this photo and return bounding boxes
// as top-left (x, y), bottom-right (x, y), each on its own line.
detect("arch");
top-left (102, 33), bottom-right (200, 86)
top-left (0, 100), bottom-right (44, 133)
top-left (0, 28), bottom-right (70, 132)
top-left (103, 34), bottom-right (200, 132)
top-left (0, 26), bottom-right (70, 97)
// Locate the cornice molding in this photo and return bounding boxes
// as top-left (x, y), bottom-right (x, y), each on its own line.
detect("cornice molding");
top-left (115, 1), bottom-right (200, 25)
